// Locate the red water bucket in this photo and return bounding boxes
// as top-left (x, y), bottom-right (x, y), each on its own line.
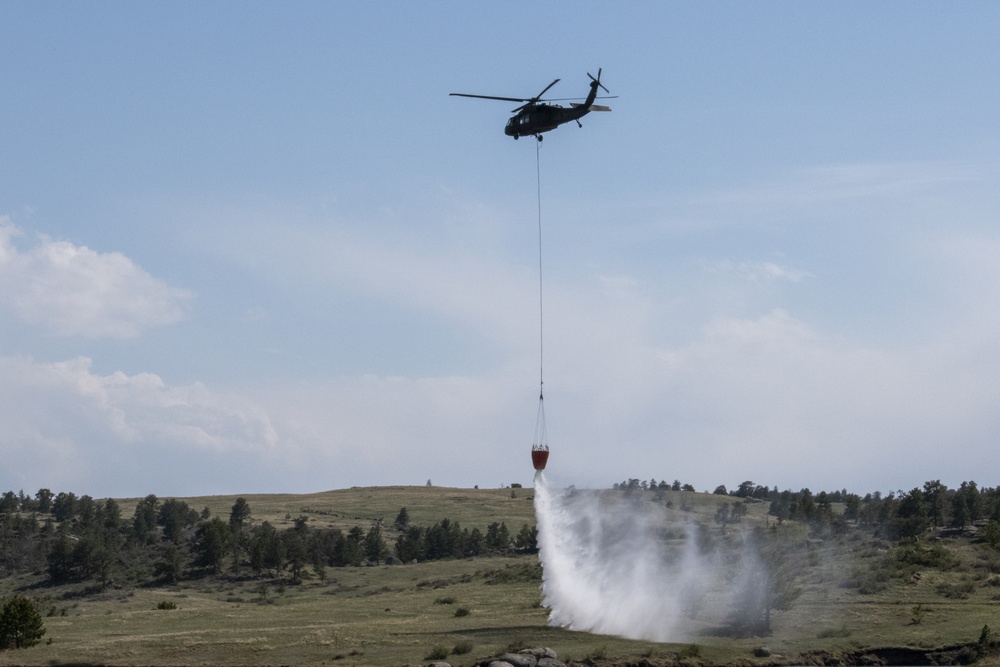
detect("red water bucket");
top-left (531, 447), bottom-right (549, 470)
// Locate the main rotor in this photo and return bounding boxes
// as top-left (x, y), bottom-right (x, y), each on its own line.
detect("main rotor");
top-left (450, 72), bottom-right (613, 112)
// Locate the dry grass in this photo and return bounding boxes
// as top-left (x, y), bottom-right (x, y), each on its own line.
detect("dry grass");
top-left (3, 486), bottom-right (998, 666)
top-left (116, 485), bottom-right (539, 534)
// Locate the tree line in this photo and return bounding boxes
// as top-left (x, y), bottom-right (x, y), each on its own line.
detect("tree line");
top-left (614, 477), bottom-right (1000, 542)
top-left (0, 490), bottom-right (537, 590)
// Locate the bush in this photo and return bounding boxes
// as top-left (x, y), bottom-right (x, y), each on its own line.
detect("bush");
top-left (425, 646), bottom-right (449, 660)
top-left (678, 644), bottom-right (701, 658)
top-left (0, 596), bottom-right (46, 649)
top-left (156, 600), bottom-right (177, 610)
top-left (452, 640), bottom-right (474, 655)
top-left (936, 580), bottom-right (975, 599)
top-left (454, 607), bottom-right (470, 617)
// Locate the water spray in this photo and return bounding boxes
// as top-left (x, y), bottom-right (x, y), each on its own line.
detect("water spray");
top-left (533, 474), bottom-right (786, 642)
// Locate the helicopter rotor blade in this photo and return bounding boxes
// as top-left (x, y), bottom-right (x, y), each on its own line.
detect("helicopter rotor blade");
top-left (449, 93), bottom-right (531, 103)
top-left (588, 68), bottom-right (610, 94)
top-left (534, 78), bottom-right (560, 101)
top-left (544, 95), bottom-right (618, 102)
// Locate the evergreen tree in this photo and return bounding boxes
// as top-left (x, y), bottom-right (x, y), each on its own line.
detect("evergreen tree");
top-left (132, 495), bottom-right (160, 544)
top-left (514, 523), bottom-right (538, 551)
top-left (100, 498), bottom-right (123, 532)
top-left (34, 489), bottom-right (53, 514)
top-left (395, 526), bottom-right (424, 563)
top-left (157, 499), bottom-right (198, 543)
top-left (46, 534), bottom-right (74, 583)
top-left (0, 491), bottom-right (17, 515)
top-left (338, 526), bottom-right (365, 566)
top-left (466, 526), bottom-right (483, 556)
top-left (195, 517), bottom-right (232, 573)
top-left (484, 522), bottom-right (510, 552)
top-left (51, 492), bottom-right (77, 522)
top-left (951, 481), bottom-right (981, 528)
top-left (229, 498), bottom-right (252, 531)
top-left (923, 480), bottom-right (949, 527)
top-left (365, 524), bottom-right (387, 562)
top-left (249, 522), bottom-right (285, 573)
top-left (0, 596), bottom-right (46, 649)
top-left (890, 488), bottom-right (930, 539)
top-left (155, 543), bottom-right (184, 583)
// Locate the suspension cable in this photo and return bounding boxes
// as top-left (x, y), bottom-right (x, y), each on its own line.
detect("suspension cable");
top-left (533, 138), bottom-right (548, 450)
top-left (536, 138), bottom-right (544, 398)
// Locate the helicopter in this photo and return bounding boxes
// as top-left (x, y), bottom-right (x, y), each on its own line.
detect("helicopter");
top-left (451, 69), bottom-right (615, 141)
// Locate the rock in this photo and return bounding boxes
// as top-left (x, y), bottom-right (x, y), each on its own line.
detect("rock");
top-left (488, 661), bottom-right (514, 667)
top-left (525, 648), bottom-right (558, 660)
top-left (429, 662), bottom-right (452, 667)
top-left (536, 658), bottom-right (565, 667)
top-left (384, 556), bottom-right (403, 565)
top-left (752, 646), bottom-right (771, 658)
top-left (501, 654), bottom-right (536, 667)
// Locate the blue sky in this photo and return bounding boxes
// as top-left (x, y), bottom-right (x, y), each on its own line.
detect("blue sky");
top-left (3, 3), bottom-right (1000, 497)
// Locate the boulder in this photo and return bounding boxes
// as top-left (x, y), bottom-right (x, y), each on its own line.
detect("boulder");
top-left (536, 658), bottom-right (566, 667)
top-left (428, 662), bottom-right (452, 667)
top-left (488, 661), bottom-right (514, 667)
top-left (525, 648), bottom-right (558, 660)
top-left (500, 654), bottom-right (536, 667)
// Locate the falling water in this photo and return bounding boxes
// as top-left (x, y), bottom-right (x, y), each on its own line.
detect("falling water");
top-left (533, 473), bottom-right (757, 642)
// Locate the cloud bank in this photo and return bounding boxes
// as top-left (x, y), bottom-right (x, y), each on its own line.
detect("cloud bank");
top-left (0, 218), bottom-right (190, 338)
top-left (4, 161), bottom-right (1000, 498)
top-left (0, 355), bottom-right (284, 496)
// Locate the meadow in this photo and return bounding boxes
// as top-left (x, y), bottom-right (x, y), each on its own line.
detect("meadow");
top-left (3, 484), bottom-right (1000, 667)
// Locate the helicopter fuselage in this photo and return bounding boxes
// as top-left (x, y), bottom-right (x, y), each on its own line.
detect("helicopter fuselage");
top-left (505, 103), bottom-right (589, 139)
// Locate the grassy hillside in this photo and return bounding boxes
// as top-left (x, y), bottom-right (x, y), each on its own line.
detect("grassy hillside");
top-left (3, 485), bottom-right (1000, 667)
top-left (115, 485), bottom-right (540, 533)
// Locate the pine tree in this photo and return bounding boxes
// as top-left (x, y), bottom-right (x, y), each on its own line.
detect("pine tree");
top-left (0, 596), bottom-right (46, 649)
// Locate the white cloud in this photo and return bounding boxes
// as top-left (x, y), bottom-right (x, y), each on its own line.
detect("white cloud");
top-left (0, 218), bottom-right (191, 338)
top-left (172, 174), bottom-right (1000, 495)
top-left (6, 162), bottom-right (1000, 498)
top-left (0, 356), bottom-right (285, 496)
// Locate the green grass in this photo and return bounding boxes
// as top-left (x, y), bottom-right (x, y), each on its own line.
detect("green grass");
top-left (116, 485), bottom-right (539, 534)
top-left (3, 486), bottom-right (1000, 667)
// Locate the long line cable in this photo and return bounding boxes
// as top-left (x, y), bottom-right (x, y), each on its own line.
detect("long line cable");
top-left (536, 139), bottom-right (544, 396)
top-left (533, 139), bottom-right (548, 449)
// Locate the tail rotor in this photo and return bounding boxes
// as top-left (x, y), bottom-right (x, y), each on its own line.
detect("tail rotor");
top-left (588, 68), bottom-right (610, 94)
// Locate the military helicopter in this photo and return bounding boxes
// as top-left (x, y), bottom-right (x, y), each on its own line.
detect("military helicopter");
top-left (451, 69), bottom-right (614, 141)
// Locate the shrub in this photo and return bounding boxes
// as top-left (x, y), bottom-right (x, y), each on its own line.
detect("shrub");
top-left (452, 640), bottom-right (474, 655)
top-left (678, 644), bottom-right (701, 658)
top-left (156, 600), bottom-right (177, 610)
top-left (817, 626), bottom-right (852, 638)
top-left (0, 596), bottom-right (46, 649)
top-left (936, 580), bottom-right (975, 599)
top-left (454, 607), bottom-right (470, 617)
top-left (586, 646), bottom-right (608, 660)
top-left (425, 646), bottom-right (449, 660)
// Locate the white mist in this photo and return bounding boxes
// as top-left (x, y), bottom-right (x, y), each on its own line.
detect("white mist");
top-left (534, 473), bottom-right (738, 642)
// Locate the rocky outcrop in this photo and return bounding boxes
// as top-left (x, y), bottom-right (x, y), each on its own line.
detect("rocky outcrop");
top-left (430, 647), bottom-right (566, 667)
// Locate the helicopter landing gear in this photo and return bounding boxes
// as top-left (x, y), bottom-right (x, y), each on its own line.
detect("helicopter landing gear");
top-left (576, 119), bottom-right (583, 128)
top-left (535, 134), bottom-right (543, 142)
